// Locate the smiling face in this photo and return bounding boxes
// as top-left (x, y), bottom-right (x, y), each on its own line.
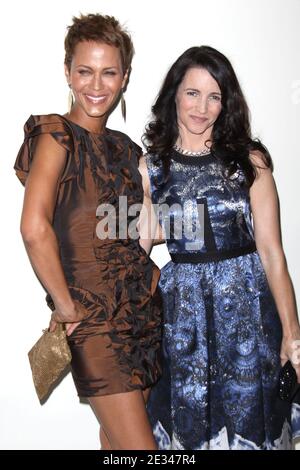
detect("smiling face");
top-left (65, 41), bottom-right (127, 128)
top-left (175, 67), bottom-right (222, 147)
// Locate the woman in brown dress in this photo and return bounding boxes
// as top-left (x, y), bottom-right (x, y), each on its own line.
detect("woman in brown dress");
top-left (14, 13), bottom-right (161, 450)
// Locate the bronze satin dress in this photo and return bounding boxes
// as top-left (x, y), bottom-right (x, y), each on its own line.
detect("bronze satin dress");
top-left (14, 114), bottom-right (162, 397)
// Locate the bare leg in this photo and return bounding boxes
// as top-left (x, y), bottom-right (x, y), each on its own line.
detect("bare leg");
top-left (100, 426), bottom-right (111, 450)
top-left (99, 388), bottom-right (152, 450)
top-left (91, 388), bottom-right (155, 450)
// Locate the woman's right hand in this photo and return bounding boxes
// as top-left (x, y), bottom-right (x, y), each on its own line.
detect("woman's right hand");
top-left (49, 301), bottom-right (88, 335)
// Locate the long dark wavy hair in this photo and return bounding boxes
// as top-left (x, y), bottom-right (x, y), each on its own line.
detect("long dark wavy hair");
top-left (143, 46), bottom-right (272, 186)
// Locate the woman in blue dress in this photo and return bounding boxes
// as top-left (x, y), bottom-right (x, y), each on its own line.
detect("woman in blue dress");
top-left (139, 46), bottom-right (300, 449)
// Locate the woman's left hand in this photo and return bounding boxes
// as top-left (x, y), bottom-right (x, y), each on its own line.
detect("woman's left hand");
top-left (280, 332), bottom-right (300, 383)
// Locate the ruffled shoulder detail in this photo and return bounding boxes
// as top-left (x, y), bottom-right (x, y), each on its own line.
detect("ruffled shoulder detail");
top-left (14, 114), bottom-right (76, 186)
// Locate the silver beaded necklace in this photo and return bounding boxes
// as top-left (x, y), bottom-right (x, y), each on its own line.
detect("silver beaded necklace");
top-left (173, 143), bottom-right (211, 157)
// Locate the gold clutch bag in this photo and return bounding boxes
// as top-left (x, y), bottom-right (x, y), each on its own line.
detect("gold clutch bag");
top-left (28, 323), bottom-right (72, 401)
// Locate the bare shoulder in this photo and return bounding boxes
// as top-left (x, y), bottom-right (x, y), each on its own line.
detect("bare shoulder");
top-left (249, 149), bottom-right (276, 197)
top-left (249, 150), bottom-right (269, 170)
top-left (249, 150), bottom-right (273, 181)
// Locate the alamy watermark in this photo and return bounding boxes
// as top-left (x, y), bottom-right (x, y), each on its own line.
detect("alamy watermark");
top-left (95, 195), bottom-right (205, 251)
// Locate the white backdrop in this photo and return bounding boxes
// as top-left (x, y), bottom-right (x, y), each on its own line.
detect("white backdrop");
top-left (1, 0), bottom-right (299, 450)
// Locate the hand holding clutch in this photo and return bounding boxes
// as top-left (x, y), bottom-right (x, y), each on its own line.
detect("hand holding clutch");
top-left (278, 360), bottom-right (300, 402)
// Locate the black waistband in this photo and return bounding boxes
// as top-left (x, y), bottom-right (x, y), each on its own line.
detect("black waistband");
top-left (170, 242), bottom-right (257, 264)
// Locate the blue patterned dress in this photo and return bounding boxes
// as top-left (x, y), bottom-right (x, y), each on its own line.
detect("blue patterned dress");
top-left (146, 150), bottom-right (300, 450)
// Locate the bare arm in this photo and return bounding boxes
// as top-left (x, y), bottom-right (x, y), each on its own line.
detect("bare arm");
top-left (138, 156), bottom-right (165, 255)
top-left (20, 134), bottom-right (85, 334)
top-left (250, 152), bottom-right (300, 378)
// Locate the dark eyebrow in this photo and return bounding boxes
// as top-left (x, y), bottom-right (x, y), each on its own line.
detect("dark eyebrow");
top-left (184, 88), bottom-right (199, 92)
top-left (184, 88), bottom-right (222, 95)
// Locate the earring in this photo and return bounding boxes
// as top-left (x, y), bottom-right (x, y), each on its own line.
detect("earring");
top-left (121, 91), bottom-right (126, 122)
top-left (68, 84), bottom-right (74, 111)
